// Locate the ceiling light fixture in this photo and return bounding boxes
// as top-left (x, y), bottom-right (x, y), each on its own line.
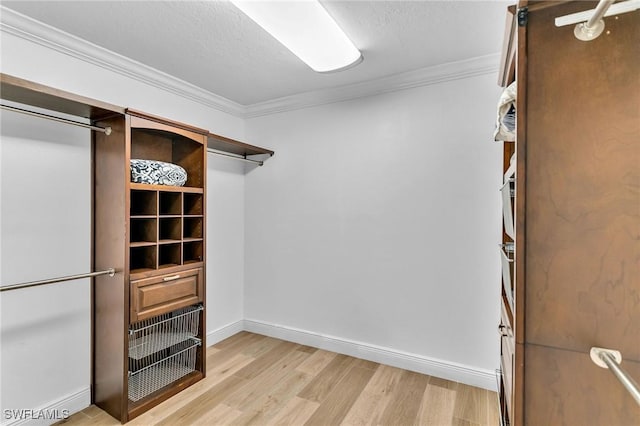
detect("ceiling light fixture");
top-left (230, 0), bottom-right (362, 73)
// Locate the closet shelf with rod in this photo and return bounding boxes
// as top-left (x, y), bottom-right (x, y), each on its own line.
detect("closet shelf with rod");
top-left (0, 73), bottom-right (125, 120)
top-left (0, 268), bottom-right (116, 292)
top-left (207, 132), bottom-right (274, 166)
top-left (0, 103), bottom-right (113, 134)
top-left (1, 74), bottom-right (276, 163)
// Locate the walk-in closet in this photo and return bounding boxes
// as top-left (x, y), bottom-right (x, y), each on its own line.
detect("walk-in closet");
top-left (1, 1), bottom-right (638, 425)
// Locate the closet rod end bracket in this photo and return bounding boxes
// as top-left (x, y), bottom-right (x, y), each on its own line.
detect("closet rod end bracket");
top-left (574, 20), bottom-right (606, 41)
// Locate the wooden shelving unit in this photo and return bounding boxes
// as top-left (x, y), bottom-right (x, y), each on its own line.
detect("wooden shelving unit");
top-left (0, 72), bottom-right (274, 424)
top-left (93, 110), bottom-right (208, 422)
top-left (495, 2), bottom-right (640, 425)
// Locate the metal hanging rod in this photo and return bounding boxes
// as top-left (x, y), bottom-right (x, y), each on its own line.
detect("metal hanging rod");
top-left (590, 347), bottom-right (640, 406)
top-left (0, 268), bottom-right (116, 292)
top-left (1, 104), bottom-right (112, 135)
top-left (207, 148), bottom-right (264, 166)
top-left (555, 0), bottom-right (640, 41)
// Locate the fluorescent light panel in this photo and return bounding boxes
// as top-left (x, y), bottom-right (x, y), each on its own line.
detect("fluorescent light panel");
top-left (230, 0), bottom-right (362, 73)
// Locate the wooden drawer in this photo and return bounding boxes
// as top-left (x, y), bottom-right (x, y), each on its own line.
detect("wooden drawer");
top-left (130, 268), bottom-right (203, 322)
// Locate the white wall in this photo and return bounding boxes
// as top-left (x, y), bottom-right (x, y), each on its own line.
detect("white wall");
top-left (0, 30), bottom-right (246, 423)
top-left (1, 109), bottom-right (92, 424)
top-left (205, 156), bottom-right (245, 339)
top-left (244, 74), bottom-right (503, 386)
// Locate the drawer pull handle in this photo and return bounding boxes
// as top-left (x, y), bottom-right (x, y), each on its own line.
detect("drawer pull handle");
top-left (163, 275), bottom-right (181, 282)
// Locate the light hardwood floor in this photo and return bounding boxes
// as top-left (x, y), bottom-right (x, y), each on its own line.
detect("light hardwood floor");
top-left (59, 332), bottom-right (499, 425)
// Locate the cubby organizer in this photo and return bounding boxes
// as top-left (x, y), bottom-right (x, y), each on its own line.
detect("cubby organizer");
top-left (128, 305), bottom-right (203, 402)
top-left (129, 188), bottom-right (204, 274)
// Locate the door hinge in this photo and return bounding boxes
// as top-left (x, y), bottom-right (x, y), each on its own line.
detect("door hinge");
top-left (517, 7), bottom-right (528, 27)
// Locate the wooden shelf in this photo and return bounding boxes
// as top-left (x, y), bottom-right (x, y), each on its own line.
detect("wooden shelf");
top-left (208, 132), bottom-right (274, 158)
top-left (130, 183), bottom-right (203, 193)
top-left (158, 239), bottom-right (181, 245)
top-left (129, 267), bottom-right (156, 275)
top-left (0, 74), bottom-right (274, 162)
top-left (127, 108), bottom-right (208, 136)
top-left (130, 241), bottom-right (157, 248)
top-left (1, 73), bottom-right (124, 119)
top-left (157, 263), bottom-right (181, 269)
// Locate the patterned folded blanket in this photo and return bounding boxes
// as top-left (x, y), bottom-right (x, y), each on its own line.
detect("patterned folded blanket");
top-left (130, 159), bottom-right (187, 186)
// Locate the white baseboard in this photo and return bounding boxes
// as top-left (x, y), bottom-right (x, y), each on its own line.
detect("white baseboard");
top-left (206, 320), bottom-right (245, 347)
top-left (1, 387), bottom-right (90, 426)
top-left (243, 319), bottom-right (497, 392)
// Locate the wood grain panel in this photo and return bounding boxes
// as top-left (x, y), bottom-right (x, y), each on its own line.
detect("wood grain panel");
top-left (296, 354), bottom-right (355, 403)
top-left (378, 370), bottom-right (430, 425)
top-left (153, 375), bottom-right (247, 426)
top-left (129, 268), bottom-right (203, 322)
top-left (303, 366), bottom-right (376, 426)
top-left (453, 383), bottom-right (488, 425)
top-left (193, 403), bottom-right (243, 425)
top-left (266, 397), bottom-right (319, 426)
top-left (295, 349), bottom-right (338, 376)
top-left (93, 114), bottom-right (128, 423)
top-left (129, 131), bottom-right (173, 163)
top-left (127, 109), bottom-right (208, 137)
top-left (222, 349), bottom-right (309, 410)
top-left (340, 364), bottom-right (403, 425)
top-left (231, 370), bottom-right (313, 424)
top-left (524, 3), bottom-right (640, 359)
top-left (416, 383), bottom-right (457, 425)
top-left (524, 344), bottom-right (640, 425)
top-left (239, 335), bottom-right (283, 358)
top-left (233, 341), bottom-right (301, 380)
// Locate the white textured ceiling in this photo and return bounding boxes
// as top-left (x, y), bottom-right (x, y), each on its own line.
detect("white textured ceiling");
top-left (2, 1), bottom-right (509, 106)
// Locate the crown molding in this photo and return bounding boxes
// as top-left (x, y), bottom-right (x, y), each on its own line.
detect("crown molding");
top-left (0, 6), bottom-right (245, 117)
top-left (1, 6), bottom-right (499, 120)
top-left (244, 53), bottom-right (501, 118)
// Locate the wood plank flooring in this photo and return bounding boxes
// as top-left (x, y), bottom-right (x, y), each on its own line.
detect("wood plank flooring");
top-left (58, 332), bottom-right (499, 425)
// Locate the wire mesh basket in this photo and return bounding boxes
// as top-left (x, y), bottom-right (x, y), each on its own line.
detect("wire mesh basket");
top-left (127, 304), bottom-right (202, 402)
top-left (128, 338), bottom-right (200, 402)
top-left (129, 305), bottom-right (202, 360)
